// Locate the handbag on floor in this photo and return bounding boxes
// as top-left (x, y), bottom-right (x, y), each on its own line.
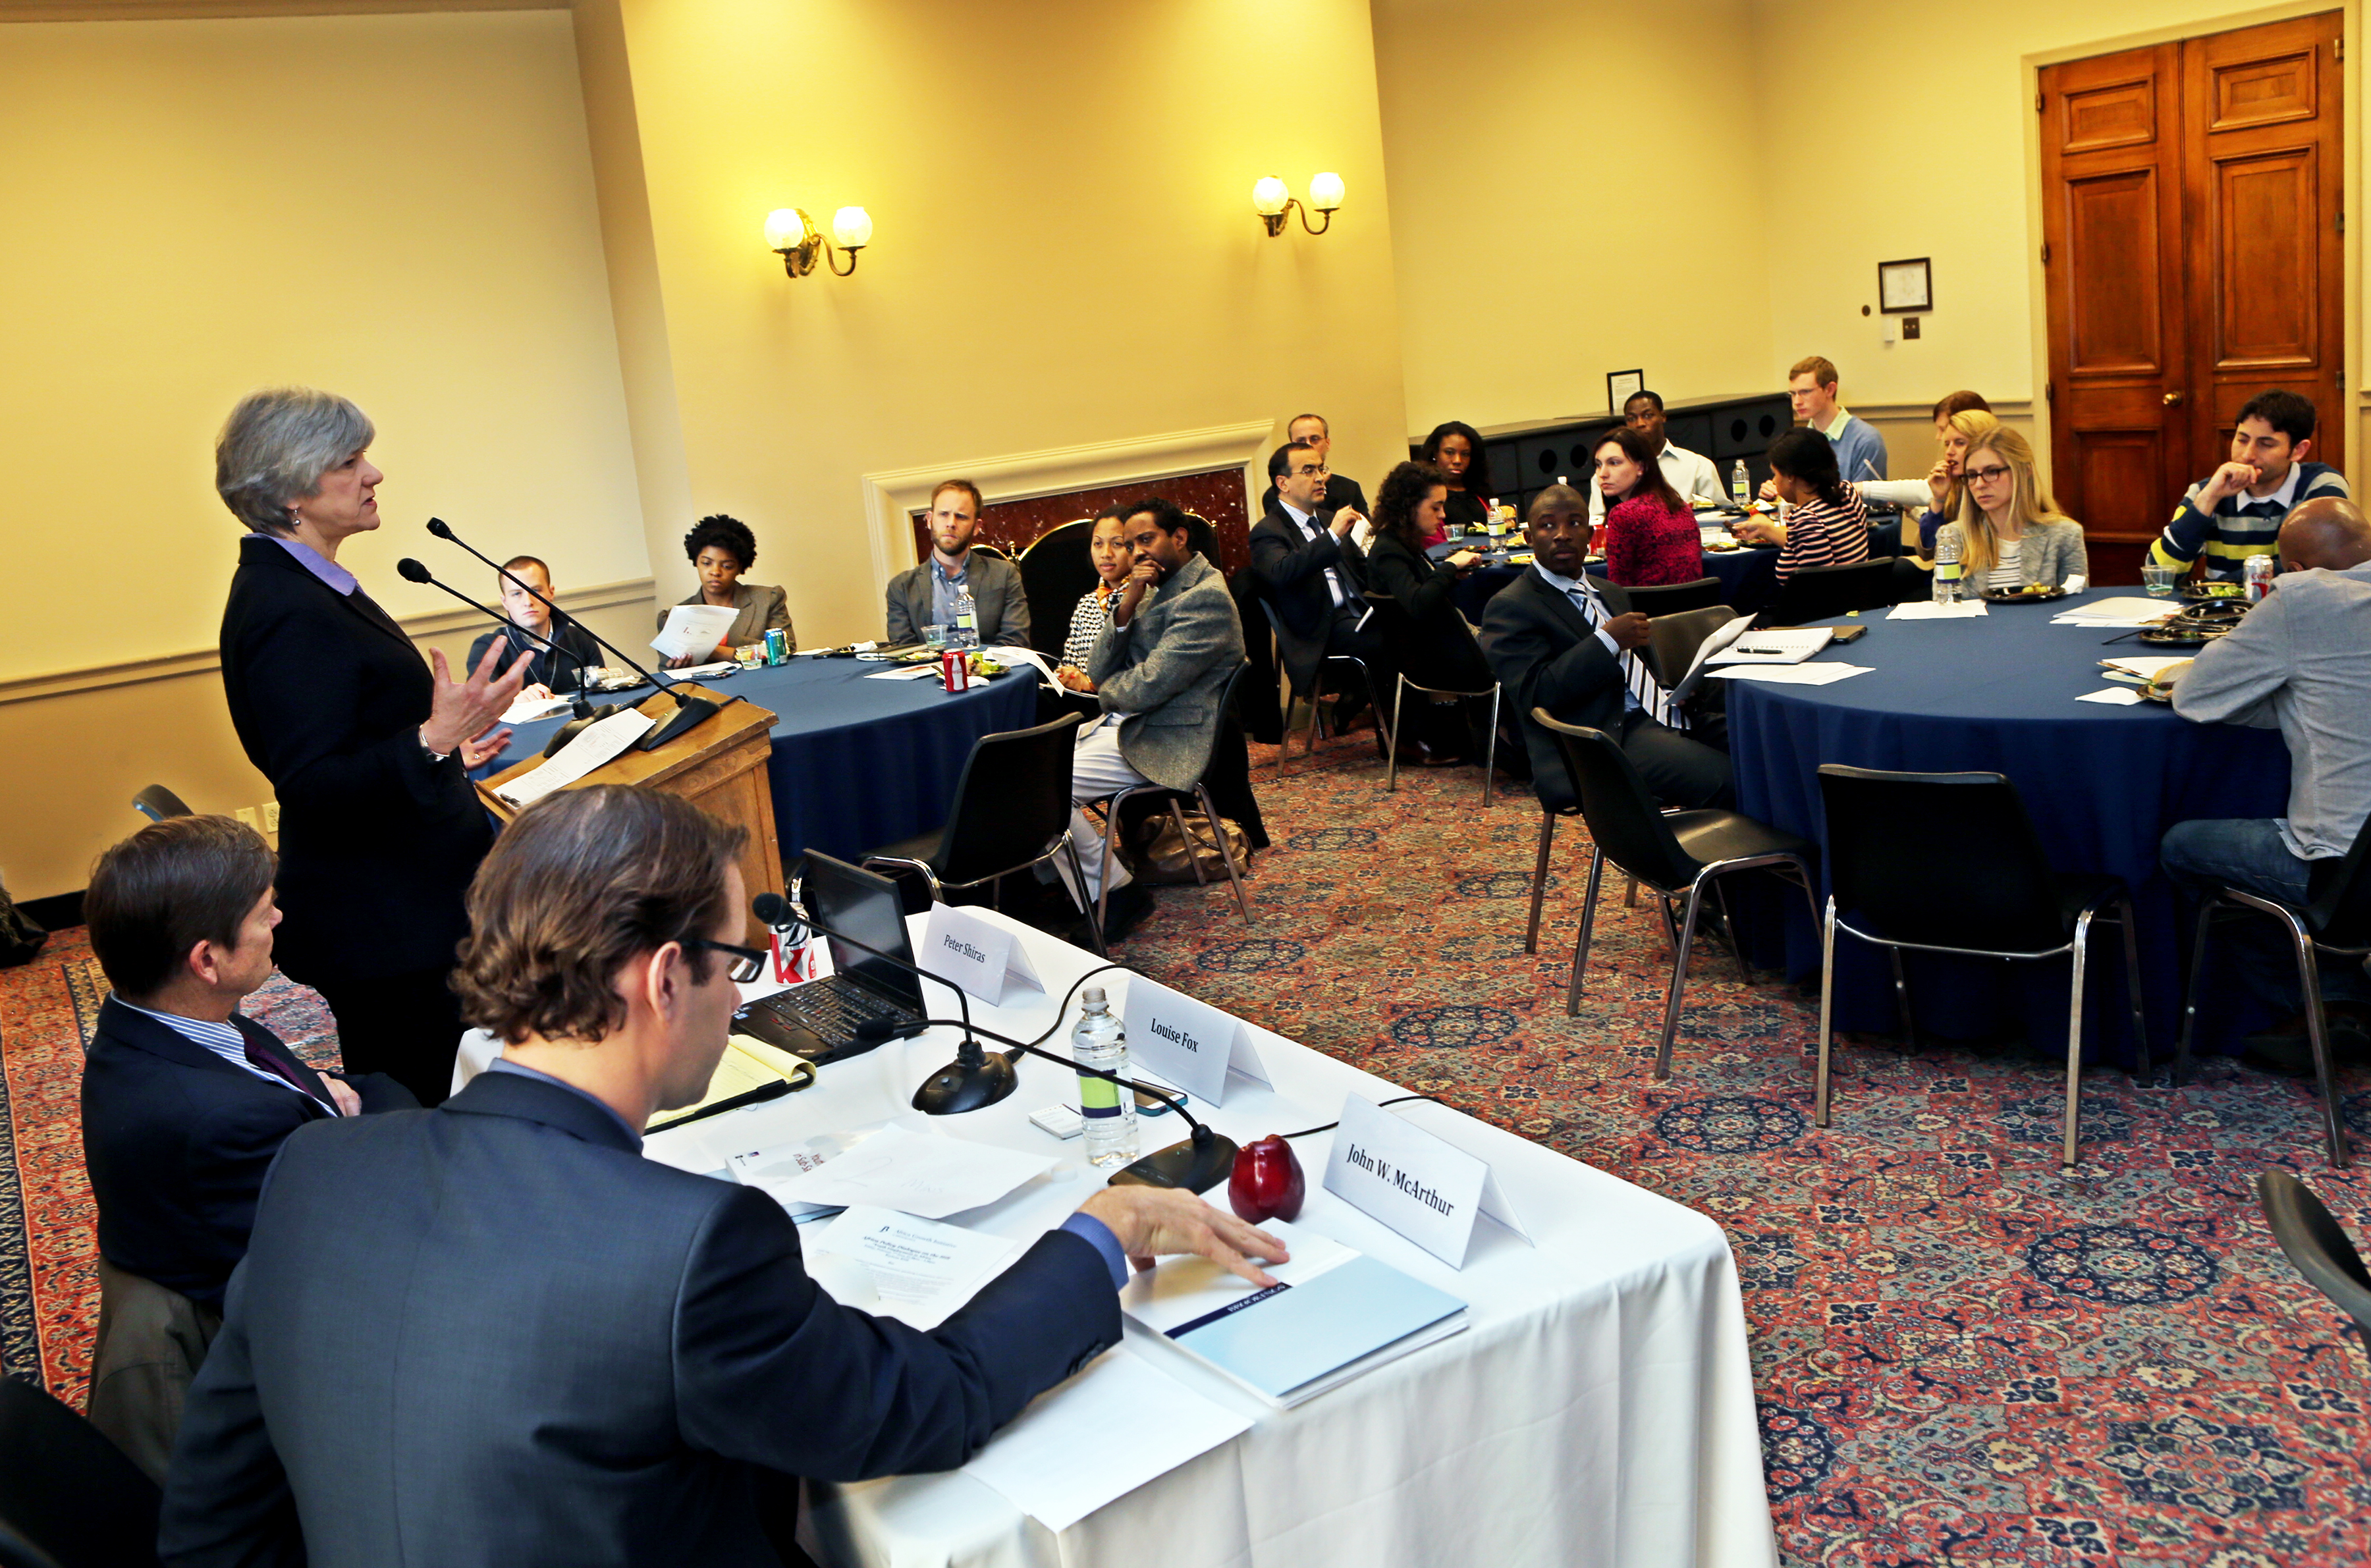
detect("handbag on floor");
top-left (0, 878), bottom-right (46, 968)
top-left (1133, 809), bottom-right (1252, 886)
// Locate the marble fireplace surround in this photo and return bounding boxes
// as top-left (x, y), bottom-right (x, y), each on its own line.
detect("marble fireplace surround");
top-left (858, 418), bottom-right (1273, 580)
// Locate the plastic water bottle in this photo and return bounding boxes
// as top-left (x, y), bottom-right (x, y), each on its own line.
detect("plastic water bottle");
top-left (1072, 987), bottom-right (1138, 1169)
top-left (952, 585), bottom-right (980, 649)
top-left (1934, 533), bottom-right (1963, 605)
top-left (1731, 460), bottom-right (1750, 505)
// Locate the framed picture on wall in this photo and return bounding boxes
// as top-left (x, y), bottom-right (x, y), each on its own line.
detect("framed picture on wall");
top-left (1606, 369), bottom-right (1645, 416)
top-left (1878, 257), bottom-right (1932, 313)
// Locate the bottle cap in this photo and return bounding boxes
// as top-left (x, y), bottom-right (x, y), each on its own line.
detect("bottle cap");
top-left (1081, 985), bottom-right (1106, 1006)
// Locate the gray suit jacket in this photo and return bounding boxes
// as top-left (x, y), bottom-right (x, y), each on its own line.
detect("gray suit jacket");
top-left (1087, 553), bottom-right (1245, 792)
top-left (885, 553), bottom-right (1032, 647)
top-left (1935, 518), bottom-right (2088, 593)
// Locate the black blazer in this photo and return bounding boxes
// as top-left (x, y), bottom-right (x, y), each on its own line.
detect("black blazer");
top-left (219, 535), bottom-right (494, 983)
top-left (1249, 502), bottom-right (1369, 643)
top-left (79, 996), bottom-right (411, 1309)
top-left (466, 616), bottom-right (603, 695)
top-left (1258, 473), bottom-right (1367, 518)
top-left (1364, 532), bottom-right (1490, 690)
top-left (1478, 566), bottom-right (1637, 809)
top-left (159, 1070), bottom-right (1123, 1567)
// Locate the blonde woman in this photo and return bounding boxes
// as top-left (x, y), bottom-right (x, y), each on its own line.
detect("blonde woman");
top-left (1934, 427), bottom-right (2087, 594)
top-left (1857, 406), bottom-right (2002, 558)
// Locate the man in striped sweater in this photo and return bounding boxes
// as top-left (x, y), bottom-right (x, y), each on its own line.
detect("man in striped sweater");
top-left (2151, 389), bottom-right (2350, 584)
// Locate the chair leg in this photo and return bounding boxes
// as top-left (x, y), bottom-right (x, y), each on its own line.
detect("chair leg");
top-left (1566, 847), bottom-right (1607, 1016)
top-left (1888, 948), bottom-right (1921, 1053)
top-left (1480, 686), bottom-right (1499, 807)
top-left (1364, 666), bottom-right (1393, 761)
top-left (1166, 798), bottom-right (1209, 886)
top-left (1712, 877), bottom-right (1750, 986)
top-left (1095, 801), bottom-right (1123, 936)
top-left (2284, 925), bottom-right (2351, 1168)
top-left (2173, 899), bottom-right (2216, 1087)
top-left (1060, 835), bottom-right (1110, 958)
top-left (2062, 915), bottom-right (2093, 1170)
top-left (1525, 812), bottom-right (1556, 954)
top-left (1652, 885), bottom-right (1703, 1081)
top-left (1305, 666), bottom-right (1329, 759)
top-left (1197, 784), bottom-right (1255, 923)
top-left (1814, 898), bottom-right (1840, 1127)
top-left (1386, 676), bottom-right (1405, 792)
top-left (1656, 893), bottom-right (1681, 956)
top-left (2115, 897), bottom-right (2150, 1083)
top-left (1625, 876), bottom-right (1639, 909)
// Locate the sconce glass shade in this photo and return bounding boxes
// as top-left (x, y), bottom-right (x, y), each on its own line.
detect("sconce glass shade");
top-left (1308, 172), bottom-right (1345, 213)
top-left (1252, 176), bottom-right (1290, 217)
top-left (832, 207), bottom-right (873, 249)
top-left (764, 207), bottom-right (811, 252)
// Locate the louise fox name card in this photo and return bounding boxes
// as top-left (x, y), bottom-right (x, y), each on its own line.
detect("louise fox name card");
top-left (1120, 977), bottom-right (1269, 1107)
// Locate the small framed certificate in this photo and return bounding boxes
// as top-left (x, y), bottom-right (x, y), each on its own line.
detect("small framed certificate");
top-left (1878, 257), bottom-right (1932, 313)
top-left (1606, 369), bottom-right (1645, 415)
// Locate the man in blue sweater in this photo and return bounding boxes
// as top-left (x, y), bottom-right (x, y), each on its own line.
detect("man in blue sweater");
top-left (2151, 389), bottom-right (2351, 584)
top-left (1762, 356), bottom-right (1887, 499)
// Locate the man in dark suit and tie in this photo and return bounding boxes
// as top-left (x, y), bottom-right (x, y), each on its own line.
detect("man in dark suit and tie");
top-left (1250, 438), bottom-right (1396, 724)
top-left (1257, 413), bottom-right (1369, 517)
top-left (79, 814), bottom-right (414, 1477)
top-left (1479, 484), bottom-right (1732, 811)
top-left (160, 784), bottom-right (1284, 1568)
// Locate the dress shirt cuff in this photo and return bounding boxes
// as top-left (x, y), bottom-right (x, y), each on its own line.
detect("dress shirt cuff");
top-left (1593, 626), bottom-right (1622, 661)
top-left (1059, 1212), bottom-right (1131, 1290)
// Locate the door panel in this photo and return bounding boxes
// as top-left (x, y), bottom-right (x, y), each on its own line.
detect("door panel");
top-left (2208, 51), bottom-right (2316, 130)
top-left (2063, 171), bottom-right (2166, 373)
top-left (2062, 77), bottom-right (2159, 151)
top-left (2212, 149), bottom-right (2317, 367)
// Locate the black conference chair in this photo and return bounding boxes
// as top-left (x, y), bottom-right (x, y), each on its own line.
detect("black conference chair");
top-left (2257, 1170), bottom-right (2371, 1349)
top-left (1083, 662), bottom-right (1257, 931)
top-left (1814, 766), bottom-right (2150, 1168)
top-left (1255, 599), bottom-right (1392, 767)
top-left (130, 785), bottom-right (191, 823)
top-left (0, 1374), bottom-right (161, 1568)
top-left (1182, 512), bottom-right (1224, 571)
top-left (1015, 519), bottom-right (1098, 662)
top-left (1643, 605), bottom-right (1740, 693)
top-left (1362, 591), bottom-right (1499, 805)
top-left (1534, 713), bottom-right (1820, 1080)
top-left (859, 711), bottom-right (1105, 956)
top-left (1757, 558), bottom-right (1896, 626)
top-left (2175, 811), bottom-right (2371, 1168)
top-left (967, 543), bottom-right (1011, 562)
top-left (1621, 576), bottom-right (1724, 618)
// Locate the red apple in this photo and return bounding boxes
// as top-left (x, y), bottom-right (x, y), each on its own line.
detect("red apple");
top-left (1229, 1133), bottom-right (1305, 1224)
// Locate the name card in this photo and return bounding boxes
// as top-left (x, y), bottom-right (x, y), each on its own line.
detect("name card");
top-left (1121, 977), bottom-right (1269, 1107)
top-left (917, 906), bottom-right (1043, 1006)
top-left (1321, 1095), bottom-right (1531, 1268)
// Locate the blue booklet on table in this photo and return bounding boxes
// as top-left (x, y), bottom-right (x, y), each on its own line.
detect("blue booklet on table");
top-left (1119, 1224), bottom-right (1468, 1409)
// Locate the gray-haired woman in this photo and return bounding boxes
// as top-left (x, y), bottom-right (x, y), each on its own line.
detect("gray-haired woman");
top-left (215, 388), bottom-right (530, 1104)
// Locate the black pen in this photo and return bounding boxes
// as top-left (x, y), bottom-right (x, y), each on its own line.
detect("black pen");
top-left (645, 1075), bottom-right (800, 1135)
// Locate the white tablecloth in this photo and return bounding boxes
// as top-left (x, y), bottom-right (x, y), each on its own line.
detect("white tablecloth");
top-left (638, 910), bottom-right (1777, 1568)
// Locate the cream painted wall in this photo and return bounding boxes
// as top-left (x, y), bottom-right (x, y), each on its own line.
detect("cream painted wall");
top-left (0, 9), bottom-right (653, 898)
top-left (587, 0), bottom-right (1409, 645)
top-left (1375, 0), bottom-right (1776, 437)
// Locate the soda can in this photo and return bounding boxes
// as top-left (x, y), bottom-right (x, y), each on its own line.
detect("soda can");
top-left (941, 649), bottom-right (969, 691)
top-left (2243, 554), bottom-right (2275, 604)
top-left (764, 628), bottom-right (789, 664)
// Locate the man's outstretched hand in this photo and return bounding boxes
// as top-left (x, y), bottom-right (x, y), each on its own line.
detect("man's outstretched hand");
top-left (1078, 1185), bottom-right (1289, 1288)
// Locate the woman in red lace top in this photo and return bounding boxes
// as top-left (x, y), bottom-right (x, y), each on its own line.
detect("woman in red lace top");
top-left (1593, 427), bottom-right (1703, 587)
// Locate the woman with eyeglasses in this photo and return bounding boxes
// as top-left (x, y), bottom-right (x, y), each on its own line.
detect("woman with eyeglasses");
top-left (1417, 421), bottom-right (1492, 543)
top-left (1935, 429), bottom-right (2087, 595)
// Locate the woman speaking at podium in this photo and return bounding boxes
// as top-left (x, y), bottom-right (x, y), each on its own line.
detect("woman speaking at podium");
top-left (214, 389), bottom-right (530, 1105)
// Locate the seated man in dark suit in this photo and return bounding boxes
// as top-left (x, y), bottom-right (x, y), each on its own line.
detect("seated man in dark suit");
top-left (80, 814), bottom-right (414, 1478)
top-left (1479, 484), bottom-right (1732, 811)
top-left (1250, 439), bottom-right (1396, 719)
top-left (1257, 412), bottom-right (1369, 516)
top-left (465, 553), bottom-right (605, 697)
top-left (883, 478), bottom-right (1033, 646)
top-left (161, 784), bottom-right (1283, 1568)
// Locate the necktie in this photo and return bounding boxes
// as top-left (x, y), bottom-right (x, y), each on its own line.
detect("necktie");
top-left (244, 1033), bottom-right (337, 1113)
top-left (1570, 580), bottom-right (1684, 729)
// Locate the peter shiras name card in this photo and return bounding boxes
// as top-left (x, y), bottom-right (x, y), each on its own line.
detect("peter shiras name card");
top-left (1321, 1095), bottom-right (1533, 1268)
top-left (917, 906), bottom-right (1042, 1007)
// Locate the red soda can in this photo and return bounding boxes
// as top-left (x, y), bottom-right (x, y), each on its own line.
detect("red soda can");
top-left (941, 649), bottom-right (969, 691)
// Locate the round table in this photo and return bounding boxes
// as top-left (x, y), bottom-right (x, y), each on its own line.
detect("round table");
top-left (1452, 545), bottom-right (1782, 624)
top-left (484, 657), bottom-right (1040, 867)
top-left (1723, 589), bottom-right (2291, 1061)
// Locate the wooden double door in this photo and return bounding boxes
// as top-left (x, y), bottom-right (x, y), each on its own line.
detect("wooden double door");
top-left (2040, 13), bottom-right (2344, 580)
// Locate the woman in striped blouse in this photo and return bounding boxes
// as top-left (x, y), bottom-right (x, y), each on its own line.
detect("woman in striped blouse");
top-left (1052, 504), bottom-right (1135, 691)
top-left (1737, 427), bottom-right (1871, 580)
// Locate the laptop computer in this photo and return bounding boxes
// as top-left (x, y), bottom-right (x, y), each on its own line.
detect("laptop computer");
top-left (732, 853), bottom-right (928, 1065)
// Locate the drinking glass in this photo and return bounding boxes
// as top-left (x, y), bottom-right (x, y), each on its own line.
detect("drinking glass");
top-left (923, 623), bottom-right (948, 650)
top-left (2141, 564), bottom-right (2177, 597)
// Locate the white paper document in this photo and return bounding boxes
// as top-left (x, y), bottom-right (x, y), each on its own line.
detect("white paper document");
top-left (981, 644), bottom-right (1062, 689)
top-left (491, 707), bottom-right (653, 808)
top-left (1886, 600), bottom-right (1989, 620)
top-left (726, 1127), bottom-right (881, 1222)
top-left (812, 1206), bottom-right (1020, 1329)
top-left (763, 1123), bottom-right (1056, 1220)
top-left (1706, 626), bottom-right (1834, 664)
top-left (960, 1349), bottom-right (1253, 1532)
top-left (2077, 687), bottom-right (2146, 707)
top-left (865, 664), bottom-right (944, 682)
top-left (1706, 662), bottom-right (1872, 686)
top-left (651, 603), bottom-right (738, 662)
top-left (2052, 596), bottom-right (2177, 628)
top-left (500, 690), bottom-right (574, 724)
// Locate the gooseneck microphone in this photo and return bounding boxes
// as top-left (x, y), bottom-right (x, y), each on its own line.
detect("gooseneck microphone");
top-left (753, 893), bottom-right (1238, 1192)
top-left (424, 516), bottom-right (740, 754)
top-left (396, 558), bottom-right (621, 758)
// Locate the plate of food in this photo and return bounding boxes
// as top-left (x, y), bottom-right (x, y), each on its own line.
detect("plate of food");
top-left (1981, 584), bottom-right (2069, 604)
top-left (2137, 602), bottom-right (2247, 645)
top-left (2183, 581), bottom-right (2245, 603)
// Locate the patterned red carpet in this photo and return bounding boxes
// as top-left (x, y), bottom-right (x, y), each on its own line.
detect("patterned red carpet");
top-left (6, 738), bottom-right (2370, 1565)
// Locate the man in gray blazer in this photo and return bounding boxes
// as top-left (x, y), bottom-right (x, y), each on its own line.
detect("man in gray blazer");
top-left (884, 479), bottom-right (1032, 646)
top-left (159, 785), bottom-right (1284, 1568)
top-left (1064, 497), bottom-right (1246, 926)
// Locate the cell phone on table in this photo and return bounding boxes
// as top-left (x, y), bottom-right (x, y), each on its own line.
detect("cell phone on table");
top-left (1829, 625), bottom-right (1868, 645)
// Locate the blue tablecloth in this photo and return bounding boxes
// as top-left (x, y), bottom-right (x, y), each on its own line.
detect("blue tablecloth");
top-left (484, 659), bottom-right (1041, 867)
top-left (1452, 546), bottom-right (1782, 623)
top-left (1723, 590), bottom-right (2291, 1062)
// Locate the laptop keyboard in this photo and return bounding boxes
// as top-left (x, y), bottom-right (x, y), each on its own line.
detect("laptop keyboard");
top-left (756, 977), bottom-right (912, 1041)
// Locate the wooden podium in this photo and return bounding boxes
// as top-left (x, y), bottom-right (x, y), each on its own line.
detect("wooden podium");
top-left (477, 683), bottom-right (784, 943)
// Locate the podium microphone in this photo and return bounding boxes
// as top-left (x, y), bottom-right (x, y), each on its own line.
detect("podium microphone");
top-left (396, 559), bottom-right (621, 758)
top-left (424, 516), bottom-right (738, 754)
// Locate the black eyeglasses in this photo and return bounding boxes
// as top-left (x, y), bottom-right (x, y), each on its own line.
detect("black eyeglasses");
top-left (1963, 464), bottom-right (2014, 485)
top-left (686, 936), bottom-right (769, 983)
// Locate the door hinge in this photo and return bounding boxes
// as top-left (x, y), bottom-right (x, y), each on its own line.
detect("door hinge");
top-left (2040, 240), bottom-right (2052, 265)
top-left (2338, 209), bottom-right (2347, 234)
top-left (2046, 380), bottom-right (2056, 404)
top-left (2336, 36), bottom-right (2345, 62)
top-left (2337, 368), bottom-right (2347, 391)
top-left (2036, 88), bottom-right (2046, 113)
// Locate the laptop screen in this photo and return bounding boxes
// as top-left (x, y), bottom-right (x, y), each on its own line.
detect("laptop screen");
top-left (798, 852), bottom-right (924, 1012)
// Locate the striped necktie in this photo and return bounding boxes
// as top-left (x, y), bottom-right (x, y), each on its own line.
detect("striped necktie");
top-left (1567, 578), bottom-right (1684, 730)
top-left (244, 1035), bottom-right (337, 1114)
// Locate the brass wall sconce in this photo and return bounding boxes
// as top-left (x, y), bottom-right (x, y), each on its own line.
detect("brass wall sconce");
top-left (1252, 173), bottom-right (1344, 236)
top-left (766, 206), bottom-right (872, 277)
